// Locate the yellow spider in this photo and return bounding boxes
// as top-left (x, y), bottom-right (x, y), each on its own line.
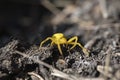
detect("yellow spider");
top-left (40, 33), bottom-right (90, 56)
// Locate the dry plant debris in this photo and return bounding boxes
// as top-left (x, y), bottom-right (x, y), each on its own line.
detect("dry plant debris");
top-left (0, 0), bottom-right (120, 80)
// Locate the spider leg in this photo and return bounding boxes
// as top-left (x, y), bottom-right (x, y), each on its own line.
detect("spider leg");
top-left (40, 37), bottom-right (52, 47)
top-left (68, 42), bottom-right (90, 56)
top-left (67, 36), bottom-right (78, 50)
top-left (57, 43), bottom-right (63, 55)
top-left (77, 42), bottom-right (90, 56)
top-left (50, 41), bottom-right (54, 46)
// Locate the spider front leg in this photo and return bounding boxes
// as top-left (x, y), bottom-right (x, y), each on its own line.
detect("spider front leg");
top-left (40, 37), bottom-right (52, 48)
top-left (67, 36), bottom-right (78, 50)
top-left (77, 42), bottom-right (90, 56)
top-left (68, 42), bottom-right (90, 56)
top-left (67, 36), bottom-right (90, 56)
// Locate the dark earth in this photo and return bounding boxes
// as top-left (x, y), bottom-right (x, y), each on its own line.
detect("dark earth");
top-left (0, 0), bottom-right (120, 80)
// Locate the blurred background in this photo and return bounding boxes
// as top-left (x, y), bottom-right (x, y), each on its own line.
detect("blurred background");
top-left (0, 1), bottom-right (120, 80)
top-left (0, 0), bottom-right (120, 47)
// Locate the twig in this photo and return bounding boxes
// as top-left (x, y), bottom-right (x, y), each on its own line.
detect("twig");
top-left (51, 5), bottom-right (77, 25)
top-left (41, 0), bottom-right (60, 15)
top-left (28, 72), bottom-right (44, 80)
top-left (15, 50), bottom-right (53, 69)
top-left (84, 35), bottom-right (102, 49)
top-left (97, 65), bottom-right (112, 78)
top-left (97, 46), bottom-right (113, 79)
top-left (99, 0), bottom-right (108, 18)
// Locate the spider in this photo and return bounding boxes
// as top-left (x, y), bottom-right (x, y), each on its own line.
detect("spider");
top-left (40, 33), bottom-right (90, 56)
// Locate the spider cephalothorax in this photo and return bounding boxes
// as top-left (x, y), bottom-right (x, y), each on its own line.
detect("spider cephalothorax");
top-left (40, 33), bottom-right (89, 56)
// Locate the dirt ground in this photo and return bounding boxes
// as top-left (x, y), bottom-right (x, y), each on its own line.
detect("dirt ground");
top-left (0, 0), bottom-right (120, 80)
